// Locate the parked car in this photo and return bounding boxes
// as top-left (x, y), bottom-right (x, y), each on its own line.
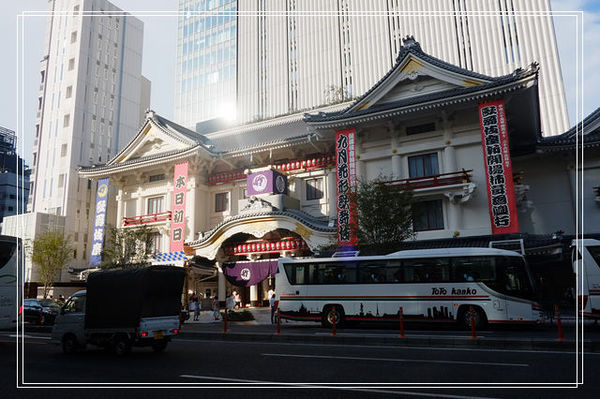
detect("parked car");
top-left (22, 298), bottom-right (61, 326)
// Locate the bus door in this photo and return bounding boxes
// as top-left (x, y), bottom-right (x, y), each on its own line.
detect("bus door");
top-left (499, 256), bottom-right (537, 322)
top-left (451, 256), bottom-right (507, 322)
top-left (575, 240), bottom-right (600, 317)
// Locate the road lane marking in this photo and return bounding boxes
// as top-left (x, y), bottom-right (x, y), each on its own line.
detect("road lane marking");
top-left (262, 353), bottom-right (529, 367)
top-left (9, 334), bottom-right (51, 339)
top-left (179, 375), bottom-right (499, 398)
top-left (174, 338), bottom-right (599, 355)
top-left (314, 332), bottom-right (488, 339)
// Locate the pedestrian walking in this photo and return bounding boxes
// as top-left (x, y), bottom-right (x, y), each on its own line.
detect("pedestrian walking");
top-left (234, 291), bottom-right (241, 309)
top-left (226, 292), bottom-right (234, 312)
top-left (270, 293), bottom-right (277, 324)
top-left (194, 298), bottom-right (201, 321)
top-left (189, 298), bottom-right (198, 321)
top-left (211, 296), bottom-right (220, 320)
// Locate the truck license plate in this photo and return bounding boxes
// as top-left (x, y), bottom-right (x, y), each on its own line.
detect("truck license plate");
top-left (154, 331), bottom-right (164, 340)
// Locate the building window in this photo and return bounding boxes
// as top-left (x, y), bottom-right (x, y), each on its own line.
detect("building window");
top-left (68, 58), bottom-right (75, 71)
top-left (71, 31), bottom-right (77, 43)
top-left (149, 174), bottom-right (165, 182)
top-left (408, 153), bottom-right (439, 178)
top-left (61, 144), bottom-right (67, 157)
top-left (147, 196), bottom-right (164, 215)
top-left (306, 178), bottom-right (324, 200)
top-left (63, 114), bottom-right (70, 127)
top-left (413, 200), bottom-right (444, 231)
top-left (151, 232), bottom-right (162, 254)
top-left (66, 86), bottom-right (72, 98)
top-left (215, 192), bottom-right (229, 212)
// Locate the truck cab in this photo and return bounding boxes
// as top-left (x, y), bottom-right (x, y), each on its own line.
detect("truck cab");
top-left (51, 290), bottom-right (86, 352)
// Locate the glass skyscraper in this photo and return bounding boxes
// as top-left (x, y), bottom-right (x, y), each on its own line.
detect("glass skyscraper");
top-left (175, 0), bottom-right (569, 137)
top-left (176, 0), bottom-right (238, 129)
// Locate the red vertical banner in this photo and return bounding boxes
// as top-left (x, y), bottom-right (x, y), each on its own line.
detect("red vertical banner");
top-left (170, 161), bottom-right (188, 252)
top-left (479, 100), bottom-right (519, 234)
top-left (335, 129), bottom-right (358, 247)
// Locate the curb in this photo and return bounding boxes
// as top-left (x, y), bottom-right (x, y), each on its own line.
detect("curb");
top-left (179, 330), bottom-right (598, 352)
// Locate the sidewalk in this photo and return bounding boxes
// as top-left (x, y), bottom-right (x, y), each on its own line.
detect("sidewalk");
top-left (179, 307), bottom-right (600, 352)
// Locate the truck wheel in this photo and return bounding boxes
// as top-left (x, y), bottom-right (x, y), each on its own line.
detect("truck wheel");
top-left (321, 305), bottom-right (344, 328)
top-left (113, 335), bottom-right (131, 356)
top-left (152, 339), bottom-right (168, 352)
top-left (62, 334), bottom-right (79, 355)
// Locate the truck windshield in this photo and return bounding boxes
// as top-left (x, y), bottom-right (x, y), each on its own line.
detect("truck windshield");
top-left (64, 296), bottom-right (85, 313)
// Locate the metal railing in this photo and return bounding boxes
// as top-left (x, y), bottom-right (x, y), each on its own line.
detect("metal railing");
top-left (385, 169), bottom-right (472, 190)
top-left (122, 211), bottom-right (171, 226)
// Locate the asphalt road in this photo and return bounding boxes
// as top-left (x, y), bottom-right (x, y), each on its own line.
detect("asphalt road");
top-left (2, 329), bottom-right (599, 399)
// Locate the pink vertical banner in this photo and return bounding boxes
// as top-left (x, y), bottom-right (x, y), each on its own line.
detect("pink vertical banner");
top-left (335, 128), bottom-right (358, 247)
top-left (479, 100), bottom-right (519, 234)
top-left (170, 161), bottom-right (188, 252)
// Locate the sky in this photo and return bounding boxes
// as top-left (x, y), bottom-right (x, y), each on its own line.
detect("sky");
top-left (1, 0), bottom-right (598, 166)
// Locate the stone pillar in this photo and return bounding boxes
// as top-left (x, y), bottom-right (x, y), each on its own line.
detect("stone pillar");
top-left (442, 112), bottom-right (456, 173)
top-left (446, 199), bottom-right (459, 234)
top-left (250, 284), bottom-right (258, 306)
top-left (115, 186), bottom-right (123, 228)
top-left (217, 263), bottom-right (226, 302)
top-left (327, 169), bottom-right (336, 220)
top-left (391, 135), bottom-right (401, 180)
top-left (392, 154), bottom-right (401, 180)
top-left (444, 146), bottom-right (457, 173)
top-left (136, 189), bottom-right (143, 216)
top-left (187, 181), bottom-right (196, 241)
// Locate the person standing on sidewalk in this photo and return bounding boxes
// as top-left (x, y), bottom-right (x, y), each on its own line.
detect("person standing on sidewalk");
top-left (211, 295), bottom-right (220, 320)
top-left (270, 294), bottom-right (278, 324)
top-left (189, 298), bottom-right (198, 321)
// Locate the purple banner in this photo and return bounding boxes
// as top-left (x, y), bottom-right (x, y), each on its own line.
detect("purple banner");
top-left (247, 170), bottom-right (287, 196)
top-left (90, 178), bottom-right (109, 266)
top-left (223, 260), bottom-right (278, 287)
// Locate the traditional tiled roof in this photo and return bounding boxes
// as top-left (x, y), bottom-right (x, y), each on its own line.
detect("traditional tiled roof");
top-left (536, 107), bottom-right (600, 151)
top-left (187, 208), bottom-right (335, 247)
top-left (80, 145), bottom-right (200, 174)
top-left (304, 36), bottom-right (538, 126)
top-left (205, 102), bottom-right (347, 153)
top-left (153, 114), bottom-right (214, 148)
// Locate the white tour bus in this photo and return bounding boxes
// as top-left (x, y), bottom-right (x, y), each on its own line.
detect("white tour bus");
top-left (572, 239), bottom-right (600, 319)
top-left (276, 247), bottom-right (545, 328)
top-left (0, 235), bottom-right (20, 330)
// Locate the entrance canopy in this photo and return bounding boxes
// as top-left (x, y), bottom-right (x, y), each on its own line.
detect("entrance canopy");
top-left (223, 259), bottom-right (278, 287)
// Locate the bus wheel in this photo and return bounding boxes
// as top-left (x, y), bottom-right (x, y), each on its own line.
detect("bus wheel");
top-left (322, 305), bottom-right (344, 328)
top-left (459, 306), bottom-right (487, 330)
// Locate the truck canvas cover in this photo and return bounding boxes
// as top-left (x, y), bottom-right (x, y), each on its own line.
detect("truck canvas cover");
top-left (85, 266), bottom-right (185, 330)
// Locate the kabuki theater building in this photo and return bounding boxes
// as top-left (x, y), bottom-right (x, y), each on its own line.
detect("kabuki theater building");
top-left (80, 37), bottom-right (600, 306)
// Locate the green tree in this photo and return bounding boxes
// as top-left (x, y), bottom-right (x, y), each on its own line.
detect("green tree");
top-left (348, 178), bottom-right (416, 253)
top-left (100, 225), bottom-right (154, 269)
top-left (30, 231), bottom-right (74, 299)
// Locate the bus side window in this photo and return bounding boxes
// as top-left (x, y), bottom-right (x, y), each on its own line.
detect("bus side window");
top-left (358, 260), bottom-right (387, 283)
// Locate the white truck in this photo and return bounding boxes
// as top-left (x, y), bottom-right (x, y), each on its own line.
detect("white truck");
top-left (51, 266), bottom-right (185, 355)
top-left (572, 239), bottom-right (600, 319)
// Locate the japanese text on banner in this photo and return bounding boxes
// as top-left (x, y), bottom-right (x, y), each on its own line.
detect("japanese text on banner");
top-left (479, 101), bottom-right (519, 234)
top-left (170, 162), bottom-right (188, 252)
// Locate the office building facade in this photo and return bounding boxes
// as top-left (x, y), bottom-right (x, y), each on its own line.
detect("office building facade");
top-left (28, 0), bottom-right (150, 279)
top-left (176, 0), bottom-right (568, 136)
